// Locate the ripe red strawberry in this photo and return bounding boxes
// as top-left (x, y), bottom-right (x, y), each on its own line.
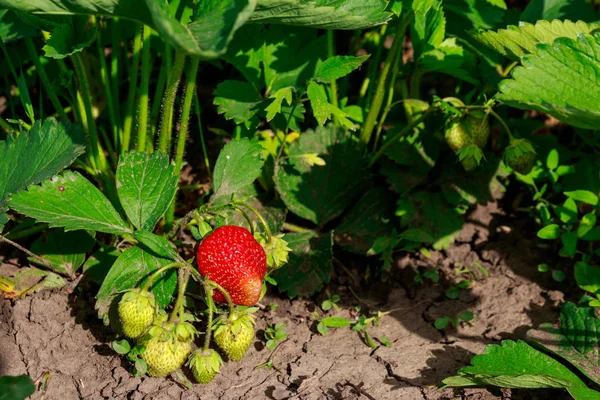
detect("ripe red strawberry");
top-left (196, 226), bottom-right (267, 306)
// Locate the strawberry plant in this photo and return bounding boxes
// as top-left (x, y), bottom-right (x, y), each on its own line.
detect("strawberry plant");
top-left (0, 0), bottom-right (599, 397)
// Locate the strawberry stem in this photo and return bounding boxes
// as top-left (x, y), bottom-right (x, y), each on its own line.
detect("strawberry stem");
top-left (487, 109), bottom-right (516, 142)
top-left (202, 284), bottom-right (215, 351)
top-left (141, 262), bottom-right (183, 292)
top-left (235, 202), bottom-right (272, 243)
top-left (233, 206), bottom-right (255, 235)
top-left (169, 268), bottom-right (190, 323)
top-left (188, 268), bottom-right (235, 315)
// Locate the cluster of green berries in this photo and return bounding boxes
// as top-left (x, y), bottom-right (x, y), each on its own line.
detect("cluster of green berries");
top-left (118, 289), bottom-right (256, 384)
top-left (444, 111), bottom-right (537, 174)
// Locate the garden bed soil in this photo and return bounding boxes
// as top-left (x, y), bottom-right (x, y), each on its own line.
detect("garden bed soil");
top-left (0, 202), bottom-right (573, 399)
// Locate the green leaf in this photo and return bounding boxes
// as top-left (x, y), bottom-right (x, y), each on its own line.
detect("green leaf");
top-left (265, 87), bottom-right (293, 122)
top-left (528, 302), bottom-right (600, 386)
top-left (558, 198), bottom-right (578, 224)
top-left (2, 0), bottom-right (257, 59)
top-left (0, 10), bottom-right (37, 43)
top-left (29, 228), bottom-right (95, 276)
top-left (0, 375), bottom-right (35, 400)
top-left (0, 118), bottom-right (86, 230)
top-left (132, 231), bottom-right (179, 261)
top-left (112, 339), bottom-right (131, 355)
top-left (547, 148), bottom-right (559, 170)
top-left (537, 224), bottom-right (560, 240)
top-left (443, 340), bottom-right (587, 389)
top-left (271, 231), bottom-right (333, 298)
top-left (521, 0), bottom-right (598, 25)
top-left (411, 3), bottom-right (445, 60)
top-left (565, 190), bottom-right (599, 206)
top-left (321, 317), bottom-right (351, 328)
top-left (435, 317), bottom-right (449, 330)
top-left (417, 38), bottom-right (479, 84)
top-left (42, 15), bottom-right (97, 58)
top-left (313, 55), bottom-right (369, 83)
top-left (334, 187), bottom-right (395, 254)
top-left (497, 34), bottom-right (600, 130)
top-left (473, 19), bottom-right (599, 60)
top-left (212, 138), bottom-right (265, 200)
top-left (82, 246), bottom-right (120, 285)
top-left (214, 80), bottom-right (263, 129)
top-left (274, 126), bottom-right (367, 225)
top-left (574, 262), bottom-right (600, 295)
top-left (9, 171), bottom-right (130, 235)
top-left (306, 81), bottom-right (330, 126)
top-left (561, 231), bottom-right (578, 258)
top-left (116, 151), bottom-right (178, 231)
top-left (578, 213), bottom-right (597, 238)
top-left (95, 246), bottom-right (177, 321)
top-left (249, 0), bottom-right (391, 29)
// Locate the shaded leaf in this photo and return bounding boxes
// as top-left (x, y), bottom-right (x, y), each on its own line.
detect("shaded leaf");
top-left (29, 228), bottom-right (95, 276)
top-left (132, 230), bottom-right (179, 261)
top-left (274, 126), bottom-right (366, 225)
top-left (313, 55), bottom-right (369, 83)
top-left (0, 375), bottom-right (35, 400)
top-left (272, 231), bottom-right (333, 298)
top-left (82, 246), bottom-right (120, 285)
top-left (214, 80), bottom-right (263, 129)
top-left (528, 302), bottom-right (600, 385)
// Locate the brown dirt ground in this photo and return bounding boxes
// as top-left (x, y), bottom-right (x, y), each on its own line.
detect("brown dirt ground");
top-left (0, 202), bottom-right (575, 400)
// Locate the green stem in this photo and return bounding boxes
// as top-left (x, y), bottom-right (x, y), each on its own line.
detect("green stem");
top-left (326, 30), bottom-right (339, 110)
top-left (368, 107), bottom-right (435, 168)
top-left (158, 50), bottom-right (186, 155)
top-left (24, 39), bottom-right (67, 121)
top-left (122, 26), bottom-right (143, 154)
top-left (410, 72), bottom-right (421, 100)
top-left (374, 56), bottom-right (402, 151)
top-left (193, 94), bottom-right (211, 177)
top-left (234, 206), bottom-right (255, 235)
top-left (0, 116), bottom-right (13, 133)
top-left (361, 15), bottom-right (412, 145)
top-left (95, 20), bottom-right (119, 146)
top-left (169, 268), bottom-right (190, 323)
top-left (362, 24), bottom-right (387, 109)
top-left (151, 56), bottom-right (168, 125)
top-left (282, 222), bottom-right (311, 234)
top-left (110, 18), bottom-right (122, 145)
top-left (202, 284), bottom-right (215, 351)
top-left (72, 52), bottom-right (106, 172)
top-left (488, 109), bottom-right (515, 142)
top-left (5, 223), bottom-right (49, 240)
top-left (99, 127), bottom-right (118, 169)
top-left (189, 268), bottom-right (235, 316)
top-left (236, 202), bottom-right (272, 243)
top-left (141, 262), bottom-right (182, 291)
top-left (137, 25), bottom-right (153, 152)
top-left (165, 57), bottom-right (200, 230)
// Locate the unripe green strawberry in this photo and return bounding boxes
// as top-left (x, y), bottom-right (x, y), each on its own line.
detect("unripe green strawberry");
top-left (504, 139), bottom-right (537, 174)
top-left (444, 119), bottom-right (473, 152)
top-left (118, 289), bottom-right (157, 339)
top-left (214, 311), bottom-right (255, 361)
top-left (466, 114), bottom-right (490, 149)
top-left (187, 349), bottom-right (223, 384)
top-left (456, 144), bottom-right (484, 172)
top-left (141, 324), bottom-right (191, 377)
top-left (255, 233), bottom-right (291, 270)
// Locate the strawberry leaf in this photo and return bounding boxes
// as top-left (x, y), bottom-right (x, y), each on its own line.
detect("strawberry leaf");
top-left (0, 118), bottom-right (86, 232)
top-left (274, 126), bottom-right (367, 225)
top-left (271, 231), bottom-right (333, 298)
top-left (96, 246), bottom-right (177, 323)
top-left (29, 228), bottom-right (95, 277)
top-left (442, 339), bottom-right (588, 390)
top-left (528, 302), bottom-right (600, 386)
top-left (9, 171), bottom-right (130, 235)
top-left (116, 151), bottom-right (178, 231)
top-left (213, 80), bottom-right (264, 130)
top-left (212, 138), bottom-right (265, 201)
top-left (313, 55), bottom-right (369, 83)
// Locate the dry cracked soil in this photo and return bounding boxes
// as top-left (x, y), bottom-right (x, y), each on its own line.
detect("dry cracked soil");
top-left (0, 202), bottom-right (575, 399)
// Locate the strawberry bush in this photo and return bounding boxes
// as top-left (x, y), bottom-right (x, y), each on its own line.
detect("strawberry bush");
top-left (0, 0), bottom-right (599, 398)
